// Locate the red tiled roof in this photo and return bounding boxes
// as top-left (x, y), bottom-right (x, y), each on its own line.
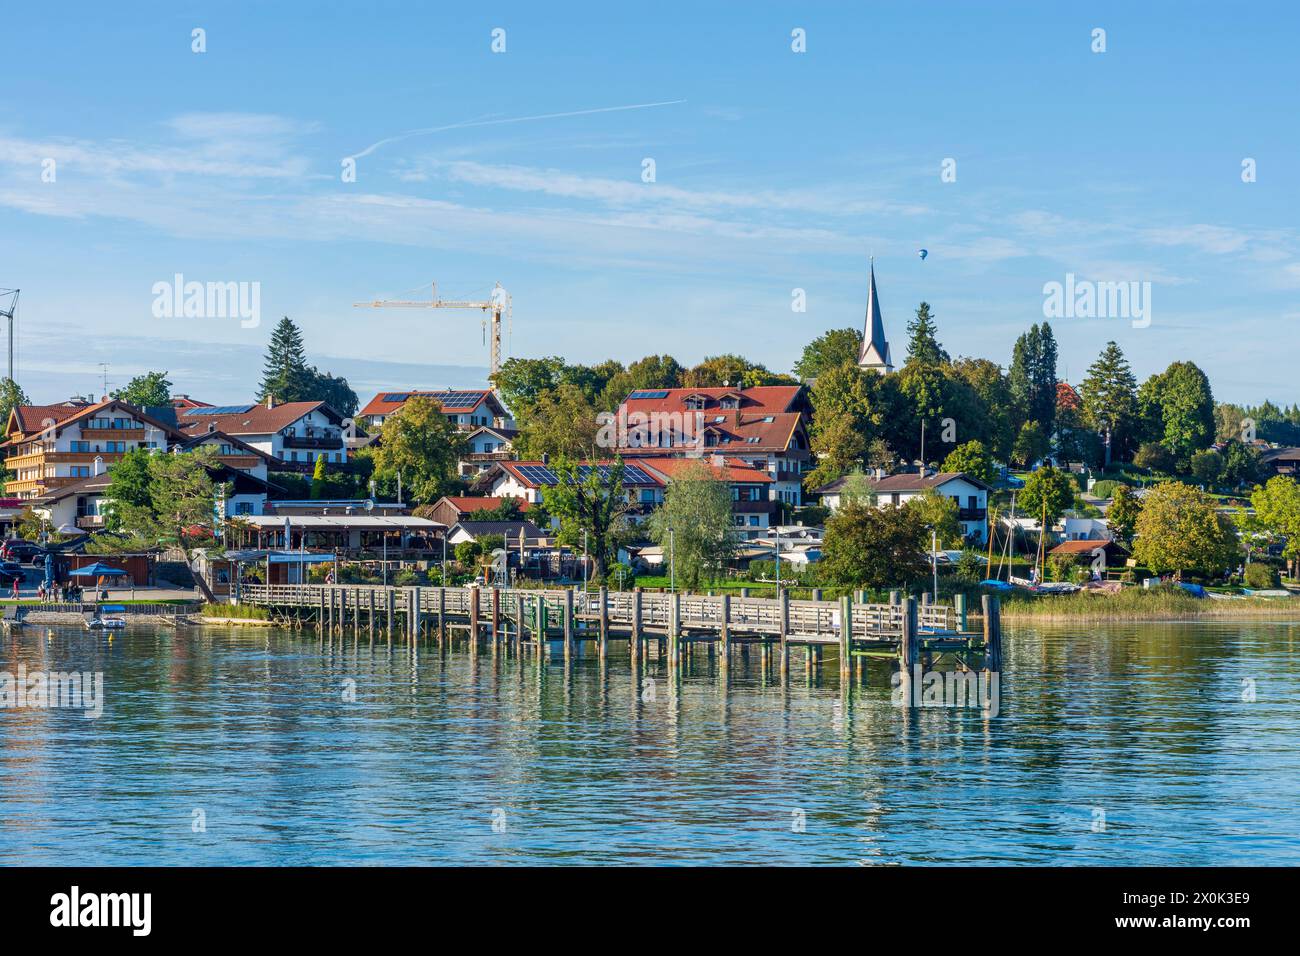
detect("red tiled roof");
top-left (619, 385), bottom-right (804, 417)
top-left (176, 401), bottom-right (338, 436)
top-left (813, 471), bottom-right (993, 495)
top-left (8, 401), bottom-right (92, 435)
top-left (359, 389), bottom-right (499, 418)
top-left (444, 496), bottom-right (530, 513)
top-left (638, 456), bottom-right (773, 483)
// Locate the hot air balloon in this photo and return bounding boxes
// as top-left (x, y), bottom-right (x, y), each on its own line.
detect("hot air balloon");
top-left (917, 248), bottom-right (928, 260)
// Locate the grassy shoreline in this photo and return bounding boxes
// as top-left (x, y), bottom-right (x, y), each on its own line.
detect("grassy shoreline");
top-left (998, 589), bottom-right (1300, 621)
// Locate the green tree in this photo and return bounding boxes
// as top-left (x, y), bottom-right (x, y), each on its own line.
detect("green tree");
top-left (311, 453), bottom-right (327, 498)
top-left (941, 439), bottom-right (994, 485)
top-left (491, 356), bottom-right (566, 418)
top-left (1012, 421), bottom-right (1049, 468)
top-left (543, 457), bottom-right (631, 581)
top-left (682, 354), bottom-right (794, 388)
top-left (903, 302), bottom-right (948, 367)
top-left (1132, 481), bottom-right (1239, 577)
top-left (1190, 448), bottom-right (1225, 486)
top-left (1137, 361), bottom-right (1215, 463)
top-left (1106, 484), bottom-right (1141, 543)
top-left (794, 328), bottom-right (863, 380)
top-left (369, 396), bottom-right (465, 504)
top-left (258, 316), bottom-right (314, 403)
top-left (647, 460), bottom-right (736, 589)
top-left (310, 368), bottom-right (359, 418)
top-left (1221, 438), bottom-right (1263, 488)
top-left (1019, 465), bottom-right (1074, 530)
top-left (949, 358), bottom-right (1015, 462)
top-left (1250, 476), bottom-right (1300, 578)
top-left (103, 448), bottom-right (155, 518)
top-left (1008, 322), bottom-right (1058, 436)
top-left (112, 371), bottom-right (172, 408)
top-left (1079, 341), bottom-right (1138, 464)
top-left (821, 500), bottom-right (928, 588)
top-left (515, 382), bottom-right (600, 460)
top-left (907, 488), bottom-right (963, 548)
top-left (0, 377), bottom-right (29, 430)
top-left (599, 354), bottom-right (684, 408)
top-left (1133, 441), bottom-right (1176, 474)
top-left (110, 448), bottom-right (224, 560)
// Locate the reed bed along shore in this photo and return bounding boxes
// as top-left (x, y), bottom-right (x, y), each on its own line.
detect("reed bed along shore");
top-left (998, 588), bottom-right (1300, 621)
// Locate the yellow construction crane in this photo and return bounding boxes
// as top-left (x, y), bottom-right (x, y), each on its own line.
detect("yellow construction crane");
top-left (353, 281), bottom-right (512, 377)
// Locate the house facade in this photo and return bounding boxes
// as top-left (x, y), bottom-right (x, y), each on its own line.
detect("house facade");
top-left (813, 471), bottom-right (992, 543)
top-left (172, 398), bottom-right (350, 467)
top-left (359, 389), bottom-right (515, 432)
top-left (2, 399), bottom-right (181, 500)
top-left (472, 460), bottom-right (665, 521)
top-left (637, 456), bottom-right (776, 539)
top-left (612, 385), bottom-right (813, 507)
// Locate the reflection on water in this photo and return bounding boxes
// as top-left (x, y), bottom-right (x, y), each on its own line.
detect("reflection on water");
top-left (1, 620), bottom-right (1298, 865)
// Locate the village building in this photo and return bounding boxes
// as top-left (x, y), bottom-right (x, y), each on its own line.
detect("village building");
top-left (169, 398), bottom-right (351, 468)
top-left (636, 456), bottom-right (776, 538)
top-left (358, 389), bottom-right (515, 432)
top-left (447, 518), bottom-right (549, 547)
top-left (425, 495), bottom-right (530, 529)
top-left (812, 471), bottom-right (992, 543)
top-left (459, 424), bottom-right (518, 477)
top-left (612, 384), bottom-right (812, 507)
top-left (471, 459), bottom-right (665, 521)
top-left (856, 259), bottom-right (894, 374)
top-left (1, 399), bottom-right (182, 500)
top-left (28, 460), bottom-right (279, 531)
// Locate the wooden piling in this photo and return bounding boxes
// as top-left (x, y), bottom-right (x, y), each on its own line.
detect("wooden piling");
top-left (954, 592), bottom-right (967, 631)
top-left (900, 596), bottom-right (919, 672)
top-left (838, 594), bottom-right (852, 678)
top-left (668, 592), bottom-right (681, 666)
top-left (437, 586), bottom-right (447, 640)
top-left (491, 587), bottom-right (501, 642)
top-left (778, 588), bottom-right (790, 676)
top-left (631, 588), bottom-right (642, 662)
top-left (563, 589), bottom-right (574, 656)
top-left (719, 593), bottom-right (731, 659)
top-left (597, 586), bottom-right (608, 655)
top-left (469, 586), bottom-right (481, 644)
top-left (982, 594), bottom-right (1002, 672)
top-left (369, 589), bottom-right (376, 641)
top-left (386, 588), bottom-right (395, 645)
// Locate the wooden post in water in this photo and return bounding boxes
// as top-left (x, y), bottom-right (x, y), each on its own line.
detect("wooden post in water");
top-left (597, 586), bottom-right (608, 656)
top-left (954, 592), bottom-right (967, 631)
top-left (812, 588), bottom-right (822, 602)
top-left (631, 588), bottom-right (643, 662)
top-left (369, 589), bottom-right (376, 641)
top-left (899, 596), bottom-right (919, 675)
top-left (889, 589), bottom-right (901, 606)
top-left (668, 592), bottom-right (681, 666)
top-left (386, 588), bottom-right (395, 645)
top-left (437, 587), bottom-right (447, 641)
top-left (563, 589), bottom-right (574, 658)
top-left (778, 588), bottom-right (790, 677)
top-left (535, 593), bottom-right (546, 648)
top-left (411, 587), bottom-right (423, 643)
top-left (516, 592), bottom-right (525, 647)
top-left (491, 587), bottom-right (501, 643)
top-left (838, 594), bottom-right (852, 679)
top-left (318, 588), bottom-right (327, 633)
top-left (982, 594), bottom-right (1002, 672)
top-left (719, 594), bottom-right (731, 662)
top-left (469, 586), bottom-right (481, 645)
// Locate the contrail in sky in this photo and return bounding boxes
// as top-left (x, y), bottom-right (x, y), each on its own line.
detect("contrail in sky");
top-left (348, 99), bottom-right (686, 160)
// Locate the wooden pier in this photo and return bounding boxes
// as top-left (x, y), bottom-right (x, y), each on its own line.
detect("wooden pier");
top-left (238, 584), bottom-right (1002, 676)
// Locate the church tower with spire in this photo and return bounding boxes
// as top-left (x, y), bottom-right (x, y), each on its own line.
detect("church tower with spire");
top-left (857, 258), bottom-right (893, 374)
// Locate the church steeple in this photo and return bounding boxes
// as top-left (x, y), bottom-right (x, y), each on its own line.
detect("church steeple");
top-left (857, 257), bottom-right (893, 374)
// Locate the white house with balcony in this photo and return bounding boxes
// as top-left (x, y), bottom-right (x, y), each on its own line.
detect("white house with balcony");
top-left (812, 471), bottom-right (992, 543)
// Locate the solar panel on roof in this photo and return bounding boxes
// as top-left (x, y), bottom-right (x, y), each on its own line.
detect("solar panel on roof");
top-left (628, 390), bottom-right (669, 400)
top-left (182, 404), bottom-right (253, 417)
top-left (383, 393), bottom-right (409, 403)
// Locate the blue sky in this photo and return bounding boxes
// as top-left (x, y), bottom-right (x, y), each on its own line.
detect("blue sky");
top-left (2, 1), bottom-right (1298, 406)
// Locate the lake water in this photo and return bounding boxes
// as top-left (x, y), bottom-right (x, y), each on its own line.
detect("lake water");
top-left (1, 620), bottom-right (1298, 865)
